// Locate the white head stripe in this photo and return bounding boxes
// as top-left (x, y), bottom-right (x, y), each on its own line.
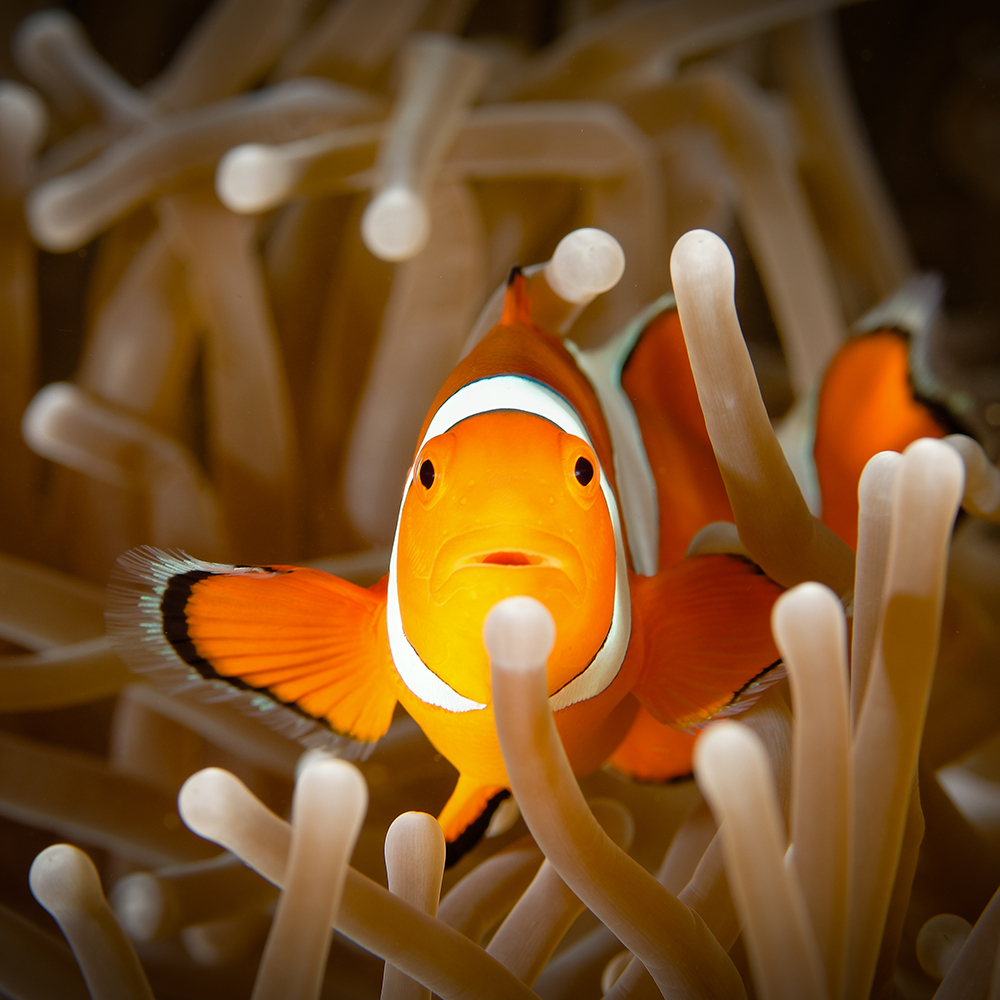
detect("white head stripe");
top-left (417, 375), bottom-right (590, 473)
top-left (387, 374), bottom-right (631, 713)
top-left (388, 596), bottom-right (487, 711)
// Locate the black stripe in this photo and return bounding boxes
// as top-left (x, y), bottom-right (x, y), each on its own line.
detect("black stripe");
top-left (161, 570), bottom-right (224, 682)
top-left (444, 789), bottom-right (511, 869)
top-left (629, 771), bottom-right (696, 788)
top-left (728, 657), bottom-right (783, 705)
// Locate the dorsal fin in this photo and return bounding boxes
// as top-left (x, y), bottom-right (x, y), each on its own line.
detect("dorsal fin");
top-left (500, 265), bottom-right (532, 327)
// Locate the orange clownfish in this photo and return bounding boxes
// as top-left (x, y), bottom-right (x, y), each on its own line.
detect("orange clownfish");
top-left (798, 274), bottom-right (969, 552)
top-left (107, 267), bottom-right (783, 864)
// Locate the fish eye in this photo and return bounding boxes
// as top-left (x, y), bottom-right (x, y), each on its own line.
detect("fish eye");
top-left (574, 456), bottom-right (594, 486)
top-left (419, 459), bottom-right (435, 489)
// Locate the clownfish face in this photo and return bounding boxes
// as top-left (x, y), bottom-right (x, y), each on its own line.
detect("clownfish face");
top-left (394, 409), bottom-right (618, 706)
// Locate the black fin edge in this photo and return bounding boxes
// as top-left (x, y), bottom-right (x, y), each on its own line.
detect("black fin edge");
top-left (444, 789), bottom-right (511, 869)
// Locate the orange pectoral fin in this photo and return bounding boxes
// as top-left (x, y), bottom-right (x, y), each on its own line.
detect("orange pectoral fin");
top-left (106, 548), bottom-right (397, 751)
top-left (438, 773), bottom-right (510, 868)
top-left (609, 705), bottom-right (697, 782)
top-left (631, 554), bottom-right (784, 730)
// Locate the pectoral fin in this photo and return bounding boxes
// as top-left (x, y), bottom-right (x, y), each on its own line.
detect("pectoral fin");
top-left (631, 553), bottom-right (783, 731)
top-left (106, 547), bottom-right (397, 754)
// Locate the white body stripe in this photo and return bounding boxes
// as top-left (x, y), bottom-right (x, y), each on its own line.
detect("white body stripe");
top-left (386, 374), bottom-right (631, 714)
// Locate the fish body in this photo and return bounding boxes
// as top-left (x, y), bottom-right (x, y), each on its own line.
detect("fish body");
top-left (790, 274), bottom-right (966, 549)
top-left (108, 270), bottom-right (783, 859)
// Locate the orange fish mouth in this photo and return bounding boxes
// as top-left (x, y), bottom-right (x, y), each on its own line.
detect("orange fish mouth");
top-left (429, 527), bottom-right (586, 600)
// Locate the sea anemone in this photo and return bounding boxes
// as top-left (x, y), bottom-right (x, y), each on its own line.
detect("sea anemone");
top-left (0, 1), bottom-right (998, 998)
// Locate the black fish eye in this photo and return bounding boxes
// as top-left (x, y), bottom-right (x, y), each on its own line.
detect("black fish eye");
top-left (574, 456), bottom-right (594, 486)
top-left (419, 459), bottom-right (435, 489)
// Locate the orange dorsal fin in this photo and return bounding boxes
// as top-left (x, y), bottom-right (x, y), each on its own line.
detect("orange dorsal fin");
top-left (620, 306), bottom-right (734, 566)
top-left (500, 265), bottom-right (532, 327)
top-left (107, 548), bottom-right (397, 749)
top-left (631, 553), bottom-right (783, 730)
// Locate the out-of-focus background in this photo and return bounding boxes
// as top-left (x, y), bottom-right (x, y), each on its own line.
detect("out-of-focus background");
top-left (0, 0), bottom-right (996, 420)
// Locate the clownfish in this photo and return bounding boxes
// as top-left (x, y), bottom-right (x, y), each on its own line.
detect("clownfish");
top-left (791, 274), bottom-right (969, 551)
top-left (107, 267), bottom-right (785, 864)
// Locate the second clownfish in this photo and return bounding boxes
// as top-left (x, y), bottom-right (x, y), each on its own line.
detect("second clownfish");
top-left (107, 266), bottom-right (784, 864)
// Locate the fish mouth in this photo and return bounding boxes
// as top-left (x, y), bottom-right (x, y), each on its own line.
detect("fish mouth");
top-left (429, 527), bottom-right (586, 600)
top-left (477, 550), bottom-right (542, 567)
